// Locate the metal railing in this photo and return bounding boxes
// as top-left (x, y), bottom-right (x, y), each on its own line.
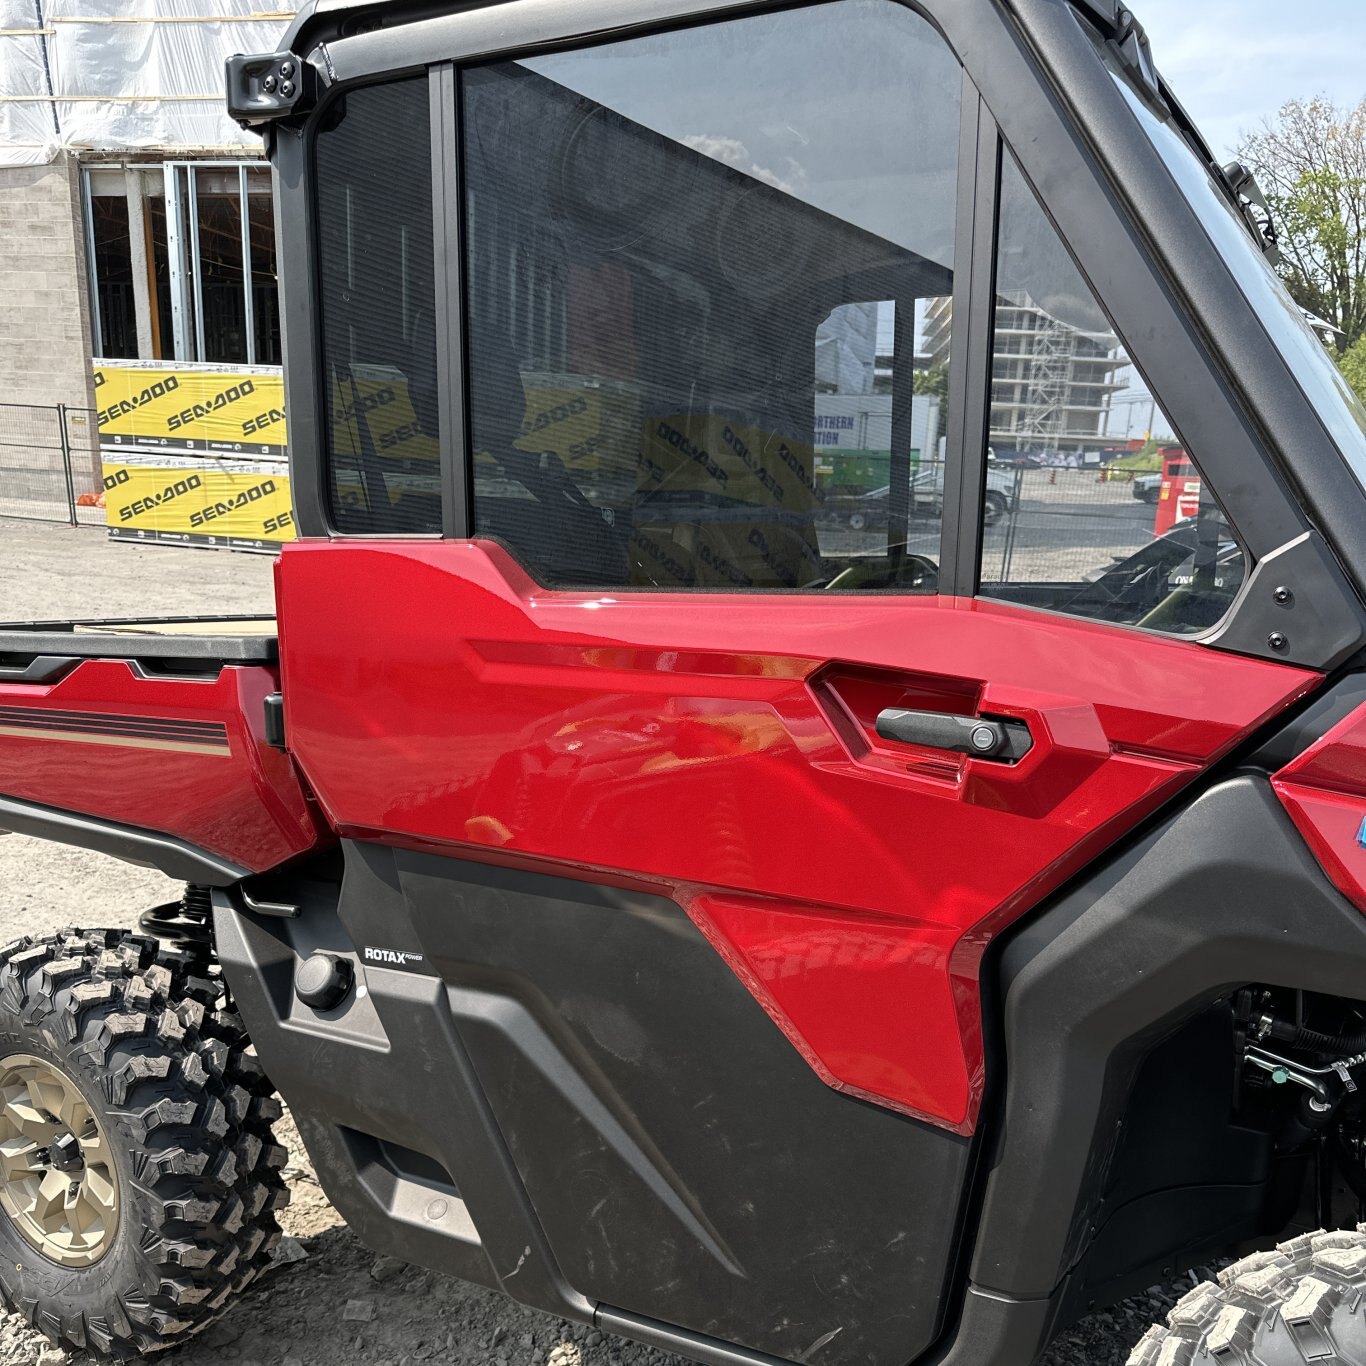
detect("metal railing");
top-left (0, 404), bottom-right (104, 527)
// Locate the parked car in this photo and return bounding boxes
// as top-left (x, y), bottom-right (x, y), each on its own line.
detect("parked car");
top-left (1133, 471), bottom-right (1162, 503)
top-left (839, 465), bottom-right (1016, 530)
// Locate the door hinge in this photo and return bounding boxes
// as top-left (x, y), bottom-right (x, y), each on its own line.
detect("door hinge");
top-left (263, 692), bottom-right (286, 750)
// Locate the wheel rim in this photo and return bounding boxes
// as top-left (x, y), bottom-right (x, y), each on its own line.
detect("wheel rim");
top-left (0, 1054), bottom-right (119, 1266)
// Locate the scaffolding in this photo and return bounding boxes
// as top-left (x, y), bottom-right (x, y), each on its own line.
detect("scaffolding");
top-left (1015, 311), bottom-right (1079, 449)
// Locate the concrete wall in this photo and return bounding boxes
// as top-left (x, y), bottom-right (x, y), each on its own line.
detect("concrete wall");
top-left (0, 154), bottom-right (96, 413)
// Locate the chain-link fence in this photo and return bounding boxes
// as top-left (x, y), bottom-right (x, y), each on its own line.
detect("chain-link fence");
top-left (981, 465), bottom-right (1165, 588)
top-left (0, 404), bottom-right (105, 527)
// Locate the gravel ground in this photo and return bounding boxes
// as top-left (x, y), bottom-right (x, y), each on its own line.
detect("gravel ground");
top-left (0, 521), bottom-right (1193, 1366)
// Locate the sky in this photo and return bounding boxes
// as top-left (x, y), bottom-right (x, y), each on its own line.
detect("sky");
top-left (1135, 0), bottom-right (1365, 156)
top-left (1097, 1), bottom-right (1365, 437)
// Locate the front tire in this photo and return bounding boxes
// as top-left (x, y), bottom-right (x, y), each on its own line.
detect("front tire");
top-left (0, 928), bottom-right (288, 1359)
top-left (1130, 1230), bottom-right (1366, 1366)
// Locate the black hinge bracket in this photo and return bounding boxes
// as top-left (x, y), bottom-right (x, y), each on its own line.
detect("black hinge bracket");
top-left (263, 692), bottom-right (286, 750)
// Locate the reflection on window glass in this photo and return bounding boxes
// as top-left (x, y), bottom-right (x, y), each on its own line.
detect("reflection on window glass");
top-left (463, 0), bottom-right (960, 590)
top-left (1104, 62), bottom-right (1366, 497)
top-left (979, 154), bottom-right (1247, 635)
top-left (315, 79), bottom-right (441, 535)
top-left (91, 195), bottom-right (135, 359)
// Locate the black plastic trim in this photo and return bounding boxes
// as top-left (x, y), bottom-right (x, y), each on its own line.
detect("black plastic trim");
top-left (0, 794), bottom-right (248, 885)
top-left (943, 96), bottom-right (1000, 596)
top-left (1245, 668), bottom-right (1366, 772)
top-left (1204, 531), bottom-right (1363, 669)
top-left (274, 116), bottom-right (328, 537)
top-left (214, 846), bottom-right (594, 1320)
top-left (0, 627), bottom-right (276, 664)
top-left (263, 691), bottom-right (286, 749)
top-left (972, 776), bottom-right (1366, 1300)
top-left (0, 656), bottom-right (77, 684)
top-left (220, 840), bottom-right (970, 1366)
top-left (595, 1306), bottom-right (799, 1366)
top-left (431, 62), bottom-right (472, 538)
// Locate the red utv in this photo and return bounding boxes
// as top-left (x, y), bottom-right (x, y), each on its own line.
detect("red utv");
top-left (3, 1), bottom-right (1366, 1363)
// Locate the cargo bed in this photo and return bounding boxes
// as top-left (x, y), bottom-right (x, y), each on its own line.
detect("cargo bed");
top-left (0, 612), bottom-right (321, 879)
top-left (0, 615), bottom-right (277, 669)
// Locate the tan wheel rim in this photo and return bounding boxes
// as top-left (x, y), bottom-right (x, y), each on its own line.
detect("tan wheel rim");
top-left (0, 1054), bottom-right (119, 1267)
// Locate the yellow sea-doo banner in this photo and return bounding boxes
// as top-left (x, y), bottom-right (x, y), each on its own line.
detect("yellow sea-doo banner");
top-left (101, 454), bottom-right (295, 551)
top-left (93, 361), bottom-right (287, 458)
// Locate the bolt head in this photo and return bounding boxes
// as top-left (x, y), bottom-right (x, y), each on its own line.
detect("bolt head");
top-left (1274, 585), bottom-right (1293, 605)
top-left (1267, 631), bottom-right (1288, 652)
top-left (263, 74), bottom-right (277, 93)
top-left (280, 80), bottom-right (295, 98)
top-left (48, 1131), bottom-right (82, 1173)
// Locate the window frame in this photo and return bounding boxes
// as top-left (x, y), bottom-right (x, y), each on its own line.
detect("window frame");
top-left (273, 0), bottom-right (1364, 669)
top-left (83, 161), bottom-right (275, 366)
top-left (289, 1), bottom-right (990, 593)
top-left (967, 136), bottom-right (1253, 639)
top-left (298, 68), bottom-right (449, 541)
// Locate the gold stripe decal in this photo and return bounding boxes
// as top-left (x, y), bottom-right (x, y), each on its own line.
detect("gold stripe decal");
top-left (0, 709), bottom-right (229, 756)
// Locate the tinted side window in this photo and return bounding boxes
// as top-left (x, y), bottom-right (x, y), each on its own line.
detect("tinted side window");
top-left (978, 154), bottom-right (1247, 634)
top-left (314, 79), bottom-right (441, 534)
top-left (462, 0), bottom-right (960, 591)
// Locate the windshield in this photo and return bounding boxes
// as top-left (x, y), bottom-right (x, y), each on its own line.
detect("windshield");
top-left (1099, 50), bottom-right (1366, 496)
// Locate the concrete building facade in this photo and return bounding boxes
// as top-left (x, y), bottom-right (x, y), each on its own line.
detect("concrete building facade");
top-left (923, 294), bottom-right (1126, 456)
top-left (0, 156), bottom-right (96, 411)
top-left (0, 4), bottom-right (292, 415)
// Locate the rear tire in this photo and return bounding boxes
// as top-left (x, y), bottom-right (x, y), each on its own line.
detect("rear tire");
top-left (1129, 1229), bottom-right (1366, 1366)
top-left (0, 928), bottom-right (288, 1359)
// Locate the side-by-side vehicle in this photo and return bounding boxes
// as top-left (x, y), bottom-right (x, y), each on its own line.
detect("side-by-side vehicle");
top-left (4, 1), bottom-right (1366, 1362)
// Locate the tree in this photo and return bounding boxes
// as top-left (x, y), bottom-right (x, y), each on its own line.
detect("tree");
top-left (1237, 98), bottom-right (1366, 354)
top-left (1339, 335), bottom-right (1366, 406)
top-left (912, 363), bottom-right (949, 398)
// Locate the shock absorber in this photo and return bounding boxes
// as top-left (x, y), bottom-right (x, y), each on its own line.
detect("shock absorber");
top-left (137, 883), bottom-right (214, 952)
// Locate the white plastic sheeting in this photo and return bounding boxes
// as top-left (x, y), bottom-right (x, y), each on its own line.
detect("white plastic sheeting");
top-left (0, 1), bottom-right (293, 167)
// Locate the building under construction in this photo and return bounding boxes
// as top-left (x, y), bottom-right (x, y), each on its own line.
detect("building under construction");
top-left (923, 294), bottom-right (1126, 457)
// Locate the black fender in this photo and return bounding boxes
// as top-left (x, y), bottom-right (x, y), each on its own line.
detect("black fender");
top-left (936, 774), bottom-right (1366, 1366)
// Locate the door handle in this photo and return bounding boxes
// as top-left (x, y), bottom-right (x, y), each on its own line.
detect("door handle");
top-left (0, 656), bottom-right (77, 684)
top-left (875, 707), bottom-right (1033, 763)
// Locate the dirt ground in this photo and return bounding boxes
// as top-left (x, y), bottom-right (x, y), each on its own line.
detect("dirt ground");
top-left (0, 521), bottom-right (1171, 1366)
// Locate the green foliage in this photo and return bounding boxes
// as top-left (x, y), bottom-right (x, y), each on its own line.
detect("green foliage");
top-left (912, 363), bottom-right (949, 399)
top-left (1338, 335), bottom-right (1366, 405)
top-left (1238, 98), bottom-right (1366, 353)
top-left (1110, 447), bottom-right (1161, 473)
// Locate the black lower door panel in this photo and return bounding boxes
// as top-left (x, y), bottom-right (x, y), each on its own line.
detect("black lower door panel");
top-left (221, 842), bottom-right (972, 1366)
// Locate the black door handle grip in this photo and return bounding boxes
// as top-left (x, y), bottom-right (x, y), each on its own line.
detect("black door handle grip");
top-left (875, 708), bottom-right (1032, 762)
top-left (0, 656), bottom-right (77, 684)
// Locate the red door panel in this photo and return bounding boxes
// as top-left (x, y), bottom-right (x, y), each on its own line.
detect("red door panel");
top-left (278, 540), bottom-right (1318, 1131)
top-left (1275, 702), bottom-right (1366, 914)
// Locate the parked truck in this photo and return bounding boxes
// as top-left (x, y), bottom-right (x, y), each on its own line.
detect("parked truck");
top-left (1, 1), bottom-right (1366, 1363)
